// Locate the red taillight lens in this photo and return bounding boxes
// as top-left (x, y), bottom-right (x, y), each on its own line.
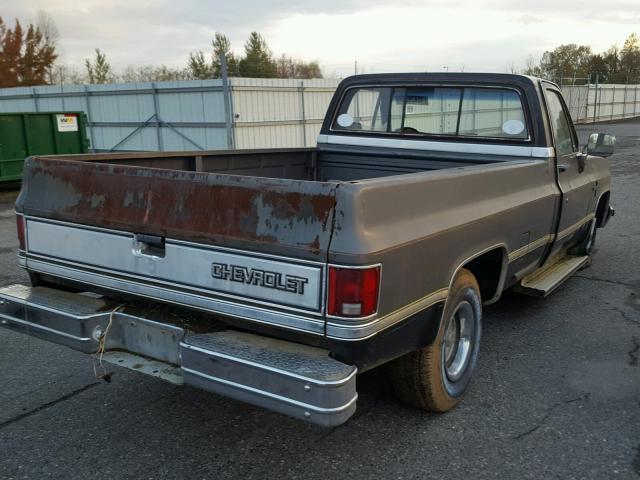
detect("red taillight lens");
top-left (327, 266), bottom-right (380, 318)
top-left (16, 215), bottom-right (26, 251)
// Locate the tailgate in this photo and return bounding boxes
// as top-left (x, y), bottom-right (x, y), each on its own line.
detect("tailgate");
top-left (15, 156), bottom-right (338, 332)
top-left (17, 156), bottom-right (337, 260)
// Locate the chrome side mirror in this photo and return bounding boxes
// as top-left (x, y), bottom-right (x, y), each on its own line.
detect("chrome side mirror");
top-left (585, 133), bottom-right (616, 157)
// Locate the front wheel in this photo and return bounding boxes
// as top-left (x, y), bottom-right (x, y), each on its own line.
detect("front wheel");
top-left (390, 268), bottom-right (482, 412)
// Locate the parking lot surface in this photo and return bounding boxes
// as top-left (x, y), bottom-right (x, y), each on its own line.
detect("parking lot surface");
top-left (0, 121), bottom-right (638, 479)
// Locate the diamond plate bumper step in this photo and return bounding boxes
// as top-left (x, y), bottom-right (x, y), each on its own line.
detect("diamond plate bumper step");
top-left (0, 285), bottom-right (357, 427)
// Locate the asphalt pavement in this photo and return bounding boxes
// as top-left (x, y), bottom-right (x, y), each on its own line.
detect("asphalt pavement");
top-left (0, 121), bottom-right (638, 479)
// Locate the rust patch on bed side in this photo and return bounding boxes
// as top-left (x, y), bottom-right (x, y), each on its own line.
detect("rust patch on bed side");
top-left (19, 157), bottom-right (338, 259)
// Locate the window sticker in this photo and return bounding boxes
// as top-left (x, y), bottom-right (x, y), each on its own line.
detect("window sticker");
top-left (336, 113), bottom-right (354, 128)
top-left (502, 119), bottom-right (525, 136)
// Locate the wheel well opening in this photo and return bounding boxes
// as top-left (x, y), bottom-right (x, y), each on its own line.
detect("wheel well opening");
top-left (596, 191), bottom-right (610, 227)
top-left (462, 248), bottom-right (505, 302)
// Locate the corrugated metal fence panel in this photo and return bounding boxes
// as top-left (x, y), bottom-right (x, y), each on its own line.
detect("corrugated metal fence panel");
top-left (0, 79), bottom-right (638, 153)
top-left (230, 78), bottom-right (340, 149)
top-left (565, 84), bottom-right (640, 124)
top-left (0, 80), bottom-right (228, 152)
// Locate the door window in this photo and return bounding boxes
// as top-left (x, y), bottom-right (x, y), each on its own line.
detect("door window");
top-left (546, 90), bottom-right (576, 156)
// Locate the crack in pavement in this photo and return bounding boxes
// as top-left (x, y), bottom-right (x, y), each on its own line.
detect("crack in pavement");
top-left (611, 306), bottom-right (640, 327)
top-left (573, 275), bottom-right (636, 289)
top-left (629, 337), bottom-right (639, 367)
top-left (0, 382), bottom-right (100, 429)
top-left (513, 393), bottom-right (590, 440)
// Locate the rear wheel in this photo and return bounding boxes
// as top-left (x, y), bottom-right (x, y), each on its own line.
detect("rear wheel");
top-left (390, 268), bottom-right (482, 412)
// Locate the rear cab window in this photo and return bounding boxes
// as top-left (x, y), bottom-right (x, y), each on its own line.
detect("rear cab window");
top-left (333, 85), bottom-right (530, 141)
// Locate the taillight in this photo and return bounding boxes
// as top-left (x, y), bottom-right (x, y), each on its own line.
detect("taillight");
top-left (327, 265), bottom-right (380, 318)
top-left (16, 215), bottom-right (26, 251)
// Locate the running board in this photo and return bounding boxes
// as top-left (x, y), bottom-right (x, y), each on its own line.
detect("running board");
top-left (515, 255), bottom-right (590, 297)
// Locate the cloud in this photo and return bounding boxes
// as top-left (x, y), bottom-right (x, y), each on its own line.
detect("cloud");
top-left (2, 0), bottom-right (638, 73)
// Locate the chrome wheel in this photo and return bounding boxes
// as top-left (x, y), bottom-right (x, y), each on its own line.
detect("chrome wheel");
top-left (443, 300), bottom-right (475, 382)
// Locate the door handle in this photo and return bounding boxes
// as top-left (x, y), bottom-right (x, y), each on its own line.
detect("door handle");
top-left (558, 163), bottom-right (570, 172)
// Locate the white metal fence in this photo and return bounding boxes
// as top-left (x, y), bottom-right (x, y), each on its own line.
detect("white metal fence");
top-left (0, 79), bottom-right (637, 152)
top-left (563, 84), bottom-right (640, 124)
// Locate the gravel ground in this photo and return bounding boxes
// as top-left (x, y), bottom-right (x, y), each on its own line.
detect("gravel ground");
top-left (0, 121), bottom-right (638, 479)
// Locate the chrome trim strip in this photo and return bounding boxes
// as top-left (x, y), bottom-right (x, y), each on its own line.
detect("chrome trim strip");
top-left (318, 134), bottom-right (555, 158)
top-left (27, 251), bottom-right (325, 318)
top-left (181, 342), bottom-right (357, 387)
top-left (0, 312), bottom-right (92, 342)
top-left (326, 288), bottom-right (448, 340)
top-left (506, 213), bottom-right (596, 264)
top-left (181, 367), bottom-right (359, 414)
top-left (508, 234), bottom-right (554, 262)
top-left (25, 259), bottom-right (325, 336)
top-left (556, 214), bottom-right (595, 241)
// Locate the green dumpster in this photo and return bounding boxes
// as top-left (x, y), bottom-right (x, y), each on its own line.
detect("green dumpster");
top-left (0, 112), bottom-right (90, 182)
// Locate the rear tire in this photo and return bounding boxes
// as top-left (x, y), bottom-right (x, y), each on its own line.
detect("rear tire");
top-left (390, 268), bottom-right (482, 412)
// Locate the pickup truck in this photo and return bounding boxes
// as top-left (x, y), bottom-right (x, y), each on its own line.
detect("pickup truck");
top-left (0, 73), bottom-right (615, 426)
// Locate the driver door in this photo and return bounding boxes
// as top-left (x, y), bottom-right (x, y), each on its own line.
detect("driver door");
top-left (544, 86), bottom-right (592, 258)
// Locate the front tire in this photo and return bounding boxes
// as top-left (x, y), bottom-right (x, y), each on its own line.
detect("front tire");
top-left (390, 268), bottom-right (482, 412)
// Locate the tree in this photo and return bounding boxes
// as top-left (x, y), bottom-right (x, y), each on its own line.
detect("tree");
top-left (36, 10), bottom-right (59, 47)
top-left (85, 48), bottom-right (114, 84)
top-left (620, 33), bottom-right (640, 82)
top-left (602, 46), bottom-right (622, 83)
top-left (0, 16), bottom-right (57, 88)
top-left (275, 55), bottom-right (322, 78)
top-left (238, 32), bottom-right (277, 78)
top-left (212, 33), bottom-right (238, 77)
top-left (523, 55), bottom-right (541, 76)
top-left (539, 44), bottom-right (592, 81)
top-left (187, 51), bottom-right (213, 79)
top-left (587, 54), bottom-right (608, 82)
top-left (51, 64), bottom-right (85, 84)
top-left (120, 65), bottom-right (189, 82)
top-left (36, 10), bottom-right (59, 83)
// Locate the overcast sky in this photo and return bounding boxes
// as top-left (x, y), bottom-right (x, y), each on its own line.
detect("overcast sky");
top-left (5, 0), bottom-right (640, 76)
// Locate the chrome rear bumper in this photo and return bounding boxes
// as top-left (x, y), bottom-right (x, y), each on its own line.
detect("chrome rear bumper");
top-left (0, 285), bottom-right (357, 427)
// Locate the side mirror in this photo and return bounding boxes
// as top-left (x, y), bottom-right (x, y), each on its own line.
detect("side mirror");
top-left (585, 133), bottom-right (616, 157)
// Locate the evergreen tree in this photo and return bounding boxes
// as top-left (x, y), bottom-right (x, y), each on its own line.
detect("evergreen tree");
top-left (238, 32), bottom-right (277, 78)
top-left (212, 33), bottom-right (238, 77)
top-left (85, 48), bottom-right (114, 84)
top-left (188, 50), bottom-right (213, 79)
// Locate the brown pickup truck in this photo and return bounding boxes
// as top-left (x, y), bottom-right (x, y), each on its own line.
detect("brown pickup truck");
top-left (1, 73), bottom-right (615, 426)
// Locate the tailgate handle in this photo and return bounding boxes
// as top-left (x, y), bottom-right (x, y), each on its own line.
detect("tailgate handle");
top-left (134, 234), bottom-right (166, 258)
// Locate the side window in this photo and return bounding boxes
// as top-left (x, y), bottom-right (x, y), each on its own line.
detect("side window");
top-left (458, 88), bottom-right (528, 139)
top-left (546, 90), bottom-right (576, 156)
top-left (332, 87), bottom-right (391, 132)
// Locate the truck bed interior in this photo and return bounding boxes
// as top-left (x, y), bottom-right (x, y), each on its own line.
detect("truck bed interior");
top-left (50, 146), bottom-right (505, 183)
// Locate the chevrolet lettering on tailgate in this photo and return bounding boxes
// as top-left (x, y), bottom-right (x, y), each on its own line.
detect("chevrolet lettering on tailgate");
top-left (211, 262), bottom-right (309, 295)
